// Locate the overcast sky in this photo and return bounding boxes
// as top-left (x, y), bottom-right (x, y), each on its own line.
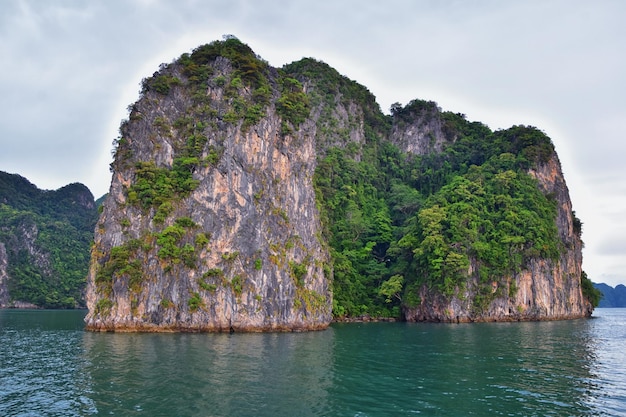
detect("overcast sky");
top-left (1, 0), bottom-right (624, 287)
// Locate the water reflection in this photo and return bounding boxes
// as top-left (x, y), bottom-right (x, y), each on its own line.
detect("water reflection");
top-left (81, 328), bottom-right (335, 416)
top-left (328, 319), bottom-right (601, 416)
top-left (585, 310), bottom-right (626, 415)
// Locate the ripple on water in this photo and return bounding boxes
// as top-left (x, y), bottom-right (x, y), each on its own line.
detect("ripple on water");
top-left (2, 309), bottom-right (626, 416)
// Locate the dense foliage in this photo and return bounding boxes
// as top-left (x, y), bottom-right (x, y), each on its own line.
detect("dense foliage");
top-left (282, 55), bottom-right (584, 318)
top-left (0, 172), bottom-right (97, 308)
top-left (313, 118), bottom-right (571, 317)
top-left (582, 272), bottom-right (602, 307)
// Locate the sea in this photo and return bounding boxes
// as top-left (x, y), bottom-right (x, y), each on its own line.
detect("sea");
top-left (1, 308), bottom-right (625, 417)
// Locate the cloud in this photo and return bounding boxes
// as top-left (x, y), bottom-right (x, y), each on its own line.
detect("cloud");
top-left (596, 232), bottom-right (626, 256)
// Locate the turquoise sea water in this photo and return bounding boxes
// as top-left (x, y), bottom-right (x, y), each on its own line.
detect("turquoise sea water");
top-left (1, 308), bottom-right (625, 416)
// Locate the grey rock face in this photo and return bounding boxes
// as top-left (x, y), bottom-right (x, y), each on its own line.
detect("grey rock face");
top-left (85, 50), bottom-right (332, 332)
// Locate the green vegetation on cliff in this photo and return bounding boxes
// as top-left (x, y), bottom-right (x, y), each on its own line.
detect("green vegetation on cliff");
top-left (0, 172), bottom-right (97, 308)
top-left (282, 56), bottom-right (584, 318)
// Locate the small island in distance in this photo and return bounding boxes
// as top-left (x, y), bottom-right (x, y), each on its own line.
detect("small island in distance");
top-left (593, 283), bottom-right (626, 307)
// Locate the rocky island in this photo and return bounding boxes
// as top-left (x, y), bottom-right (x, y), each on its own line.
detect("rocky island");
top-left (84, 37), bottom-right (596, 332)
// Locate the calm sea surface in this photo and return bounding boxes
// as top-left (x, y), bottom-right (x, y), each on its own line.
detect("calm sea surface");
top-left (1, 309), bottom-right (625, 416)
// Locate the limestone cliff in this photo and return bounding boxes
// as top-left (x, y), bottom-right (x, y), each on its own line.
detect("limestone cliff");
top-left (85, 41), bottom-right (331, 331)
top-left (391, 104), bottom-right (590, 322)
top-left (85, 38), bottom-right (591, 330)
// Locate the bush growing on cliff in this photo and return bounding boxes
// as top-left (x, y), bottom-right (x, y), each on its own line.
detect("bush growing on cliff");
top-left (581, 271), bottom-right (602, 307)
top-left (155, 218), bottom-right (199, 266)
top-left (276, 76), bottom-right (310, 134)
top-left (143, 74), bottom-right (181, 95)
top-left (128, 160), bottom-right (199, 212)
top-left (95, 239), bottom-right (144, 293)
top-left (188, 292), bottom-right (203, 311)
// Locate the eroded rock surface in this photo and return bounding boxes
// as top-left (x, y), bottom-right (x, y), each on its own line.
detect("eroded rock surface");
top-left (85, 44), bottom-right (332, 331)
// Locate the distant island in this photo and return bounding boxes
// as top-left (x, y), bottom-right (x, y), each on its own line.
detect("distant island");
top-left (593, 283), bottom-right (626, 307)
top-left (0, 171), bottom-right (97, 308)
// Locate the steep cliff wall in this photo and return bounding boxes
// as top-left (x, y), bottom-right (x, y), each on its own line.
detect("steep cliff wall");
top-left (393, 108), bottom-right (590, 322)
top-left (85, 41), bottom-right (331, 331)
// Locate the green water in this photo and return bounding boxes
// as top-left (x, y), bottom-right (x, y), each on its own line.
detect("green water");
top-left (1, 309), bottom-right (625, 416)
